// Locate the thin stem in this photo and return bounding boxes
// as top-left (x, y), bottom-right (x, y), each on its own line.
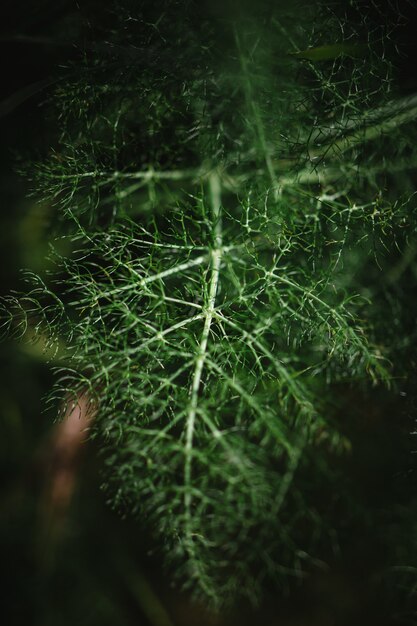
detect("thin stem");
top-left (234, 29), bottom-right (278, 193)
top-left (183, 172), bottom-right (223, 573)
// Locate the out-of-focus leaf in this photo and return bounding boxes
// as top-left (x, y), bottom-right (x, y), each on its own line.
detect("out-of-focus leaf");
top-left (291, 43), bottom-right (368, 61)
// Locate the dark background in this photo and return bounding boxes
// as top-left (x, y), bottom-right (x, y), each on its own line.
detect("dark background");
top-left (1, 2), bottom-right (417, 625)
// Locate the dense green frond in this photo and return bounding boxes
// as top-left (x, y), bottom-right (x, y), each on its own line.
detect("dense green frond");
top-left (2, 0), bottom-right (417, 609)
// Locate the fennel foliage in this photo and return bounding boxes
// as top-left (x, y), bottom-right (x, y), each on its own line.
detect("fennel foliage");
top-left (2, 0), bottom-right (417, 608)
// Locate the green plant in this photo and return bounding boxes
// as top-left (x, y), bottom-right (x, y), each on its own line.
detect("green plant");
top-left (2, 0), bottom-right (417, 610)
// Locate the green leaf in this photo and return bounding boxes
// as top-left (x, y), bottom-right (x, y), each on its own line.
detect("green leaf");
top-left (291, 43), bottom-right (368, 61)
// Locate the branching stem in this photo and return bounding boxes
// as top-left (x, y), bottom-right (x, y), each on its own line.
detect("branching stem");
top-left (184, 172), bottom-right (223, 567)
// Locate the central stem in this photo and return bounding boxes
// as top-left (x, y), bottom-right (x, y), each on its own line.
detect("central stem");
top-left (183, 172), bottom-right (223, 568)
